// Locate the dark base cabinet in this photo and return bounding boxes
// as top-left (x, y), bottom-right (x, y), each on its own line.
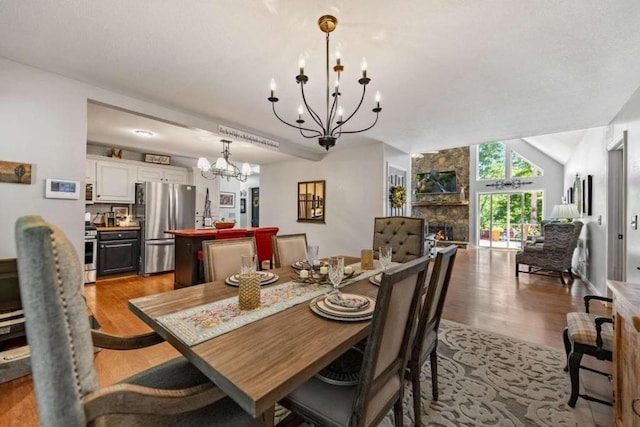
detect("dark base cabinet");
top-left (98, 230), bottom-right (139, 277)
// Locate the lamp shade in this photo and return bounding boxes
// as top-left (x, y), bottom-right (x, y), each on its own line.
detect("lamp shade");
top-left (551, 203), bottom-right (580, 219)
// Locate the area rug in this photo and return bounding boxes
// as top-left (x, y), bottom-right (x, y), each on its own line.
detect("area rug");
top-left (377, 319), bottom-right (595, 426)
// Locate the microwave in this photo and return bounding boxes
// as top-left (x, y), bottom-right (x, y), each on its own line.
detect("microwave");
top-left (85, 182), bottom-right (95, 204)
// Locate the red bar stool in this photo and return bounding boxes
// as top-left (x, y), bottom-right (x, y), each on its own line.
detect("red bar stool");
top-left (254, 227), bottom-right (279, 270)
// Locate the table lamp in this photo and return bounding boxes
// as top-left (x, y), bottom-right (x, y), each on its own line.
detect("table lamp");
top-left (551, 203), bottom-right (580, 222)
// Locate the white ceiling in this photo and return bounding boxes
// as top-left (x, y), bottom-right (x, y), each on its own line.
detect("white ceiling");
top-left (2, 1), bottom-right (640, 161)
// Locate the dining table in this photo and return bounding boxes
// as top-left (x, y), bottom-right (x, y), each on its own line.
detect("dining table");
top-left (128, 256), bottom-right (381, 425)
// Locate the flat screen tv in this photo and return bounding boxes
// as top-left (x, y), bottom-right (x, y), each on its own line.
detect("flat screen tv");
top-left (416, 171), bottom-right (457, 194)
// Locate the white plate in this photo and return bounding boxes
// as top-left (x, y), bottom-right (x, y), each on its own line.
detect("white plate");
top-left (310, 296), bottom-right (375, 321)
top-left (324, 293), bottom-right (370, 312)
top-left (227, 271), bottom-right (275, 283)
top-left (368, 273), bottom-right (382, 286)
top-left (225, 274), bottom-right (279, 287)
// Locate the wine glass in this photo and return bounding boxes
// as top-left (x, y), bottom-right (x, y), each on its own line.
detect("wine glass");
top-left (379, 246), bottom-right (392, 271)
top-left (240, 254), bottom-right (257, 275)
top-left (328, 256), bottom-right (344, 298)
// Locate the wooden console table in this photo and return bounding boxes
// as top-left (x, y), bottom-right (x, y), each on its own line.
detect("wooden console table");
top-left (608, 280), bottom-right (640, 426)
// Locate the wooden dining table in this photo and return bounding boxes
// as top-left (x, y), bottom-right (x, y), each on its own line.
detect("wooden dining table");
top-left (128, 256), bottom-right (378, 425)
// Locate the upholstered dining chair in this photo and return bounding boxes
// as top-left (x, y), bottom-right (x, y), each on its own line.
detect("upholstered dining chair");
top-left (272, 233), bottom-right (308, 268)
top-left (254, 227), bottom-right (279, 270)
top-left (515, 221), bottom-right (583, 284)
top-left (279, 255), bottom-right (430, 427)
top-left (202, 237), bottom-right (256, 282)
top-left (372, 216), bottom-right (425, 263)
top-left (14, 215), bottom-right (253, 426)
top-left (407, 245), bottom-right (458, 426)
top-left (563, 295), bottom-right (613, 407)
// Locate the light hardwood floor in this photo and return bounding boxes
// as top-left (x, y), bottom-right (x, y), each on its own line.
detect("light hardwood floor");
top-left (0, 248), bottom-right (612, 426)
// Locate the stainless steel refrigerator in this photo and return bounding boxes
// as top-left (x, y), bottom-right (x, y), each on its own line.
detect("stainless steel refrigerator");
top-left (134, 182), bottom-right (196, 275)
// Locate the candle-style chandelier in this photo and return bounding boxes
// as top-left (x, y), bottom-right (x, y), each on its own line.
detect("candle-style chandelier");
top-left (197, 140), bottom-right (252, 182)
top-left (268, 15), bottom-right (382, 151)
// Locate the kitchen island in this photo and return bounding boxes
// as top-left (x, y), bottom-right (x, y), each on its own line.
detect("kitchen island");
top-left (167, 228), bottom-right (262, 289)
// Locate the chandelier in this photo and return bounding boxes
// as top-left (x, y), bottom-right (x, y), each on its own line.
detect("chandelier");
top-left (268, 15), bottom-right (382, 151)
top-left (197, 140), bottom-right (252, 182)
top-left (485, 179), bottom-right (533, 189)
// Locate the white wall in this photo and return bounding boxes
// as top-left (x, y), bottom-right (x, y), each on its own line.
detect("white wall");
top-left (0, 58), bottom-right (87, 258)
top-left (468, 138), bottom-right (564, 246)
top-left (260, 143), bottom-right (385, 259)
top-left (607, 84), bottom-right (640, 284)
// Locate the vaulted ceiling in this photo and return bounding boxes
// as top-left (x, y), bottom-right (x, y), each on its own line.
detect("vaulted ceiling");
top-left (1, 1), bottom-right (639, 162)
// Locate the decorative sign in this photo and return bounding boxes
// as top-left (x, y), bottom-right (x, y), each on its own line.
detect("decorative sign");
top-left (218, 125), bottom-right (280, 151)
top-left (0, 160), bottom-right (32, 184)
top-left (144, 153), bottom-right (171, 165)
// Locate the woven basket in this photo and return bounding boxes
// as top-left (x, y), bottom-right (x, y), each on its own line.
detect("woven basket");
top-left (238, 273), bottom-right (261, 310)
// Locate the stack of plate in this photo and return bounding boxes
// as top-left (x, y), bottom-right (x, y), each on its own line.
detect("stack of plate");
top-left (225, 271), bottom-right (279, 287)
top-left (309, 293), bottom-right (375, 321)
top-left (368, 273), bottom-right (383, 286)
top-left (292, 260), bottom-right (313, 270)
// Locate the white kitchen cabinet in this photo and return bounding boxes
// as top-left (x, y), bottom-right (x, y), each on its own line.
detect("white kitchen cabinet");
top-left (137, 165), bottom-right (188, 184)
top-left (96, 161), bottom-right (135, 203)
top-left (86, 159), bottom-right (96, 181)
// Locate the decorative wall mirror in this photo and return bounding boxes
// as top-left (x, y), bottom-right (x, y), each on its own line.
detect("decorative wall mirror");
top-left (298, 180), bottom-right (325, 223)
top-left (573, 173), bottom-right (582, 214)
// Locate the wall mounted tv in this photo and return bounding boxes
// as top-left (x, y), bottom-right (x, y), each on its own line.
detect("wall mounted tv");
top-left (416, 171), bottom-right (457, 194)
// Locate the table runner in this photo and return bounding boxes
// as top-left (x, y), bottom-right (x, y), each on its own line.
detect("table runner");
top-left (156, 263), bottom-right (391, 346)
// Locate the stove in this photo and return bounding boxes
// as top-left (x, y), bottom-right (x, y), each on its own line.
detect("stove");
top-left (84, 224), bottom-right (97, 284)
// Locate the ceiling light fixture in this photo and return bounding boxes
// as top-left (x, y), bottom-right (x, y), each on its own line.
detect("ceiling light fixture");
top-left (197, 140), bottom-right (252, 182)
top-left (134, 130), bottom-right (154, 137)
top-left (485, 179), bottom-right (533, 190)
top-left (268, 15), bottom-right (382, 151)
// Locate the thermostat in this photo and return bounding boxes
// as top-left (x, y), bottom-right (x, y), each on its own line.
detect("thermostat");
top-left (45, 179), bottom-right (80, 200)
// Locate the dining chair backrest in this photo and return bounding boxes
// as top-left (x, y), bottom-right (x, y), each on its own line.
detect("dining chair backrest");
top-left (254, 227), bottom-right (279, 268)
top-left (14, 216), bottom-right (99, 426)
top-left (373, 216), bottom-right (425, 263)
top-left (202, 237), bottom-right (256, 282)
top-left (414, 245), bottom-right (457, 360)
top-left (352, 255), bottom-right (430, 426)
top-left (272, 233), bottom-right (308, 268)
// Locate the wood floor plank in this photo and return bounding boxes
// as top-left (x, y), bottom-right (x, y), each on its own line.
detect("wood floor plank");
top-left (0, 248), bottom-right (610, 426)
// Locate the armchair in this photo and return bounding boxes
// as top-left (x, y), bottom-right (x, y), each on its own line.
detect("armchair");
top-left (15, 216), bottom-right (252, 426)
top-left (563, 295), bottom-right (613, 407)
top-left (515, 221), bottom-right (583, 284)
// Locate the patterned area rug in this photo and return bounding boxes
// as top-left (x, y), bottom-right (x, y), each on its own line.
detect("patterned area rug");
top-left (379, 319), bottom-right (595, 426)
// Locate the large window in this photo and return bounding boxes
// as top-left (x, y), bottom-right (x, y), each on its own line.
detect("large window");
top-left (477, 142), bottom-right (543, 180)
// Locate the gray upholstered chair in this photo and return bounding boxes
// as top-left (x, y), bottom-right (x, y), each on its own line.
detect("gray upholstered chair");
top-left (515, 221), bottom-right (583, 284)
top-left (279, 255), bottom-right (430, 427)
top-left (373, 217), bottom-right (425, 263)
top-left (407, 245), bottom-right (458, 426)
top-left (15, 215), bottom-right (252, 426)
top-left (202, 237), bottom-right (256, 282)
top-left (272, 233), bottom-right (308, 268)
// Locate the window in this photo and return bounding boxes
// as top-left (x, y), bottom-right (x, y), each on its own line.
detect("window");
top-left (511, 151), bottom-right (543, 178)
top-left (478, 142), bottom-right (506, 180)
top-left (477, 142), bottom-right (544, 181)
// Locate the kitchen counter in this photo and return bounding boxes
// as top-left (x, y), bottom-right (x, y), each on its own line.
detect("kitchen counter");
top-left (96, 226), bottom-right (140, 231)
top-left (165, 227), bottom-right (256, 237)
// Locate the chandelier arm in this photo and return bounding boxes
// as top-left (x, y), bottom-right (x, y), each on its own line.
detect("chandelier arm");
top-left (299, 83), bottom-right (325, 129)
top-left (298, 128), bottom-right (324, 139)
top-left (334, 112), bottom-right (380, 135)
top-left (271, 103), bottom-right (322, 135)
top-left (330, 84), bottom-right (367, 134)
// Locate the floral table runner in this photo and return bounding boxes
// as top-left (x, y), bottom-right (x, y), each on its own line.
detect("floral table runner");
top-left (156, 263), bottom-right (391, 346)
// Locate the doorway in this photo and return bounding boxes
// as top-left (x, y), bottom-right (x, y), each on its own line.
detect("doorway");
top-left (478, 191), bottom-right (543, 249)
top-left (250, 187), bottom-right (259, 227)
top-left (607, 131), bottom-right (626, 281)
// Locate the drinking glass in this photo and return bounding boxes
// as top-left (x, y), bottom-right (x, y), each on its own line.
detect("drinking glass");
top-left (379, 246), bottom-right (392, 271)
top-left (240, 254), bottom-right (257, 275)
top-left (307, 245), bottom-right (320, 269)
top-left (328, 256), bottom-right (344, 297)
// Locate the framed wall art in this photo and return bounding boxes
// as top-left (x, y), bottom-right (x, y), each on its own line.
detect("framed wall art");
top-left (0, 160), bottom-right (32, 184)
top-left (219, 191), bottom-right (235, 208)
top-left (144, 153), bottom-right (171, 165)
